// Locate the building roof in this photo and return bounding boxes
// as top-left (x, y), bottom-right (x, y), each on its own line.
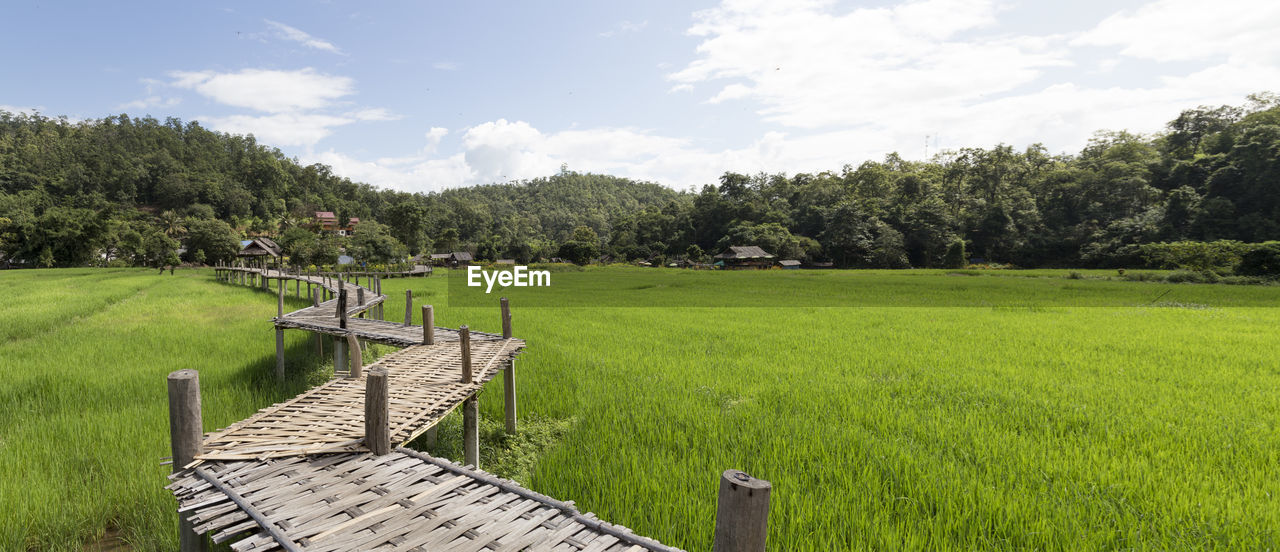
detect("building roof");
top-left (348, 217), bottom-right (360, 224)
top-left (713, 245), bottom-right (775, 259)
top-left (315, 211), bottom-right (337, 220)
top-left (430, 253), bottom-right (450, 259)
top-left (495, 259), bottom-right (515, 264)
top-left (238, 237), bottom-right (283, 257)
top-left (449, 251), bottom-right (473, 261)
top-left (777, 259), bottom-right (802, 266)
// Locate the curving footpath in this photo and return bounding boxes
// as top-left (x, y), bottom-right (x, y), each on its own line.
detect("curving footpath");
top-left (164, 265), bottom-right (682, 552)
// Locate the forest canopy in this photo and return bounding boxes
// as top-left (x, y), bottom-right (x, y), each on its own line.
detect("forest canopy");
top-left (2, 92), bottom-right (1279, 271)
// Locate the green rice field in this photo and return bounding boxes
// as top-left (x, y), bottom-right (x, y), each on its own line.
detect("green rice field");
top-left (1, 267), bottom-right (1278, 550)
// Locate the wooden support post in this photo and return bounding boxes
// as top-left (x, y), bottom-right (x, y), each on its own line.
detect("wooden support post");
top-left (275, 329), bottom-right (285, 380)
top-left (459, 325), bottom-right (472, 383)
top-left (167, 370), bottom-right (208, 552)
top-left (357, 287), bottom-right (364, 307)
top-left (346, 333), bottom-right (363, 378)
top-left (424, 425), bottom-right (438, 448)
top-left (404, 290), bottom-right (413, 326)
top-left (277, 278), bottom-right (284, 318)
top-left (334, 337), bottom-right (347, 374)
top-left (422, 305), bottom-right (434, 345)
top-left (338, 289), bottom-right (348, 329)
top-left (500, 297), bottom-right (516, 435)
top-left (365, 368), bottom-right (390, 455)
top-left (712, 470), bottom-right (771, 552)
top-left (374, 277), bottom-right (383, 320)
top-left (464, 394), bottom-right (479, 468)
top-left (312, 288), bottom-right (323, 356)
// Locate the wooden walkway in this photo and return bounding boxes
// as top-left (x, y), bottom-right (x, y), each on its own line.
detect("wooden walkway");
top-left (174, 265), bottom-right (682, 551)
top-left (198, 340), bottom-right (521, 460)
top-left (170, 450), bottom-right (674, 552)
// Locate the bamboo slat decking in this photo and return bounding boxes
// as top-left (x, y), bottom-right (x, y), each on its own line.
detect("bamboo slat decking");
top-left (183, 265), bottom-right (682, 551)
top-left (169, 450), bottom-right (679, 552)
top-left (198, 339), bottom-right (521, 460)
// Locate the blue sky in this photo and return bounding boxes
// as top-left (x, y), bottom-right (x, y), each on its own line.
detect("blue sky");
top-left (3, 0), bottom-right (1277, 192)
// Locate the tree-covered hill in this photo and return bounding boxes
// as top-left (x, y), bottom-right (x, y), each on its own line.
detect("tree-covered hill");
top-left (2, 92), bottom-right (1279, 270)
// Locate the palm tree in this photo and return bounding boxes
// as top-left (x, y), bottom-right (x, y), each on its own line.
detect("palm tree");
top-left (158, 210), bottom-right (186, 238)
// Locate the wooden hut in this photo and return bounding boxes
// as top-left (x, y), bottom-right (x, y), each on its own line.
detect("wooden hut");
top-left (447, 251), bottom-right (473, 268)
top-left (237, 237), bottom-right (283, 269)
top-left (776, 259), bottom-right (801, 270)
top-left (713, 245), bottom-right (775, 269)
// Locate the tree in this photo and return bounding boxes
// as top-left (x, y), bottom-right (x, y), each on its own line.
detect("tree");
top-left (943, 238), bottom-right (967, 268)
top-left (184, 219), bottom-right (240, 265)
top-left (349, 221), bottom-right (408, 263)
top-left (557, 240), bottom-right (599, 265)
top-left (139, 228), bottom-right (179, 269)
top-left (277, 227), bottom-right (317, 265)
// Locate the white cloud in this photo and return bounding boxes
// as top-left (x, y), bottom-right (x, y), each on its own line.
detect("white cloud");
top-left (670, 0), bottom-right (1069, 129)
top-left (199, 113), bottom-right (358, 146)
top-left (117, 96), bottom-right (181, 111)
top-left (343, 108), bottom-right (400, 121)
top-left (432, 61), bottom-right (461, 71)
top-left (655, 0), bottom-right (1280, 166)
top-left (600, 19), bottom-right (648, 38)
top-left (310, 119), bottom-right (899, 192)
top-left (170, 68), bottom-right (354, 113)
top-left (264, 19), bottom-right (344, 54)
top-left (0, 104), bottom-right (44, 116)
top-left (1073, 0), bottom-right (1280, 63)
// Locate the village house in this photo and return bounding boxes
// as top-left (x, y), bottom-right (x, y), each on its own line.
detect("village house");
top-left (712, 245), bottom-right (775, 269)
top-left (314, 211), bottom-right (360, 236)
top-left (776, 259), bottom-right (802, 270)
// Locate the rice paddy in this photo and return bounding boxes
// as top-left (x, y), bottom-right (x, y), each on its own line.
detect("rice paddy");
top-left (1, 267), bottom-right (1277, 550)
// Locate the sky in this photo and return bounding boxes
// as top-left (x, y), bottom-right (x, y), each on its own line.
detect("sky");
top-left (2, 0), bottom-right (1278, 193)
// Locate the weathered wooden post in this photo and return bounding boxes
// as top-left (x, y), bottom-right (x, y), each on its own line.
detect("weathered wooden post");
top-left (338, 289), bottom-right (349, 329)
top-left (460, 325), bottom-right (478, 467)
top-left (357, 287), bottom-right (365, 308)
top-left (712, 470), bottom-right (771, 552)
top-left (276, 279), bottom-right (285, 380)
top-left (313, 288), bottom-right (323, 357)
top-left (460, 325), bottom-right (473, 383)
top-left (374, 276), bottom-right (383, 320)
top-left (404, 290), bottom-right (413, 326)
top-left (365, 368), bottom-right (390, 455)
top-left (501, 298), bottom-right (516, 435)
top-left (167, 370), bottom-right (208, 552)
top-left (422, 305), bottom-right (434, 345)
top-left (346, 333), bottom-right (363, 378)
top-left (334, 336), bottom-right (347, 374)
top-left (424, 425), bottom-right (438, 448)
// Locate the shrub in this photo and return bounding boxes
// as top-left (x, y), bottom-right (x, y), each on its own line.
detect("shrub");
top-left (942, 239), bottom-right (966, 269)
top-left (1164, 270), bottom-right (1219, 284)
top-left (1236, 242), bottom-right (1280, 277)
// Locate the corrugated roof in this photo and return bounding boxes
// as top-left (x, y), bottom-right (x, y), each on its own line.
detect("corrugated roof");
top-left (713, 245), bottom-right (775, 259)
top-left (450, 251), bottom-right (473, 261)
top-left (315, 211), bottom-right (337, 219)
top-left (778, 259), bottom-right (801, 266)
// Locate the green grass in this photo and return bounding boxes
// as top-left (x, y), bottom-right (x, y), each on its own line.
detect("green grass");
top-left (2, 267), bottom-right (1278, 550)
